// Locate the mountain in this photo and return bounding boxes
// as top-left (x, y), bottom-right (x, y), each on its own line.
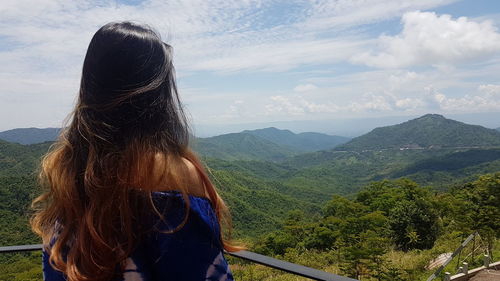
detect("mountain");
top-left (0, 127), bottom-right (60, 145)
top-left (0, 126), bottom-right (349, 155)
top-left (242, 127), bottom-right (350, 152)
top-left (496, 127), bottom-right (500, 132)
top-left (0, 139), bottom-right (50, 176)
top-left (192, 127), bottom-right (350, 161)
top-left (191, 133), bottom-right (297, 162)
top-left (337, 114), bottom-right (500, 151)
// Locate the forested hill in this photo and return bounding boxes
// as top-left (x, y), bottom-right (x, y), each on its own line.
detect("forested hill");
top-left (0, 127), bottom-right (60, 145)
top-left (336, 114), bottom-right (500, 151)
top-left (191, 133), bottom-right (298, 162)
top-left (192, 128), bottom-right (349, 161)
top-left (242, 127), bottom-right (350, 152)
top-left (0, 139), bottom-right (50, 176)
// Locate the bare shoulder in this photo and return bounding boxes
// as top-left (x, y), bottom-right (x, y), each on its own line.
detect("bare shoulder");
top-left (150, 154), bottom-right (207, 198)
top-left (180, 157), bottom-right (208, 198)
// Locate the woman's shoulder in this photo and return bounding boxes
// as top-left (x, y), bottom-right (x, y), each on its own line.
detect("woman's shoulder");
top-left (149, 154), bottom-right (208, 198)
top-left (179, 157), bottom-right (208, 198)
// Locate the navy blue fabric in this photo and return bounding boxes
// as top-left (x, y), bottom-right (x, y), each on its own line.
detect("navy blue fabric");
top-left (42, 192), bottom-right (234, 281)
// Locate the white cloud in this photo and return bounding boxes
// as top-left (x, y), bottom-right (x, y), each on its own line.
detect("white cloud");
top-left (174, 79), bottom-right (500, 124)
top-left (264, 92), bottom-right (397, 117)
top-left (298, 67), bottom-right (500, 116)
top-left (423, 84), bottom-right (500, 112)
top-left (0, 1), bottom-right (463, 76)
top-left (188, 38), bottom-right (365, 72)
top-left (266, 96), bottom-right (307, 116)
top-left (293, 83), bottom-right (319, 92)
top-left (303, 0), bottom-right (457, 31)
top-left (395, 98), bottom-right (424, 110)
top-left (348, 94), bottom-right (393, 112)
top-left (1, 0), bottom-right (499, 129)
top-left (478, 84), bottom-right (500, 98)
top-left (352, 11), bottom-right (500, 68)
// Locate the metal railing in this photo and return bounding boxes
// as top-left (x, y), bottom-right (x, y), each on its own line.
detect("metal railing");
top-left (0, 244), bottom-right (358, 281)
top-left (426, 232), bottom-right (478, 281)
top-left (426, 232), bottom-right (500, 281)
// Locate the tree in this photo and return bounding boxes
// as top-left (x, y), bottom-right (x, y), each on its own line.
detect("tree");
top-left (456, 173), bottom-right (500, 258)
top-left (389, 198), bottom-right (439, 251)
top-left (324, 195), bottom-right (368, 218)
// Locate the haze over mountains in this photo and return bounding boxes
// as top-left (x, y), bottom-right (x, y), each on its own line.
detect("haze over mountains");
top-left (191, 128), bottom-right (350, 161)
top-left (242, 127), bottom-right (349, 152)
top-left (2, 114), bottom-right (500, 162)
top-left (191, 112), bottom-right (500, 138)
top-left (0, 126), bottom-right (351, 161)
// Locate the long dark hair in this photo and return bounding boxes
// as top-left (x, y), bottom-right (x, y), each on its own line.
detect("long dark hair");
top-left (31, 21), bottom-right (235, 281)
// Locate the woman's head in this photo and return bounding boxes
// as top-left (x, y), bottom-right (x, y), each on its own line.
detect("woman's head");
top-left (77, 21), bottom-right (188, 151)
top-left (31, 21), bottom-right (233, 281)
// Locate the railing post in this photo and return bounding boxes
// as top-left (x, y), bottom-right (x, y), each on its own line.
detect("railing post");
top-left (483, 254), bottom-right (490, 268)
top-left (443, 272), bottom-right (451, 281)
top-left (462, 262), bottom-right (468, 276)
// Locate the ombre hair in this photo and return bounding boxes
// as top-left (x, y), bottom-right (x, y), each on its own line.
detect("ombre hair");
top-left (31, 21), bottom-right (235, 281)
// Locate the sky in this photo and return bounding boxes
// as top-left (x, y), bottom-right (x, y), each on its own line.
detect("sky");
top-left (1, 0), bottom-right (500, 136)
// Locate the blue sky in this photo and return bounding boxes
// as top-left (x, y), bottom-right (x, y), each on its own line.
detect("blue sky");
top-left (1, 0), bottom-right (500, 135)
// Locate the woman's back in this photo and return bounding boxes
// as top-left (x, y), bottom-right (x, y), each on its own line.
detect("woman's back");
top-left (31, 21), bottom-right (237, 281)
top-left (43, 192), bottom-right (233, 281)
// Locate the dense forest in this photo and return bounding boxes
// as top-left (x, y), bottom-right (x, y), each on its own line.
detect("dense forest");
top-left (242, 175), bottom-right (500, 280)
top-left (0, 114), bottom-right (499, 280)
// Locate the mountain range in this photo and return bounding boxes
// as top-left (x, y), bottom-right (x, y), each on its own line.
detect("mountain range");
top-left (191, 128), bottom-right (349, 161)
top-left (0, 126), bottom-right (350, 162)
top-left (242, 127), bottom-right (349, 152)
top-left (0, 127), bottom-right (60, 145)
top-left (1, 114), bottom-right (500, 235)
top-left (2, 115), bottom-right (499, 155)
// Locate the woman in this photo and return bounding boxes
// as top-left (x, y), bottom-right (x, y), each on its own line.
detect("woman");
top-left (31, 21), bottom-right (237, 281)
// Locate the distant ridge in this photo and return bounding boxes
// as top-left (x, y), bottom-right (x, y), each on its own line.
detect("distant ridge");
top-left (191, 128), bottom-right (350, 161)
top-left (0, 127), bottom-right (60, 145)
top-left (191, 132), bottom-right (296, 161)
top-left (337, 114), bottom-right (500, 151)
top-left (242, 127), bottom-right (350, 152)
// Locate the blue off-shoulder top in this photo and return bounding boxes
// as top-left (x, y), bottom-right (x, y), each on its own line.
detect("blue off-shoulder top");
top-left (42, 192), bottom-right (234, 281)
